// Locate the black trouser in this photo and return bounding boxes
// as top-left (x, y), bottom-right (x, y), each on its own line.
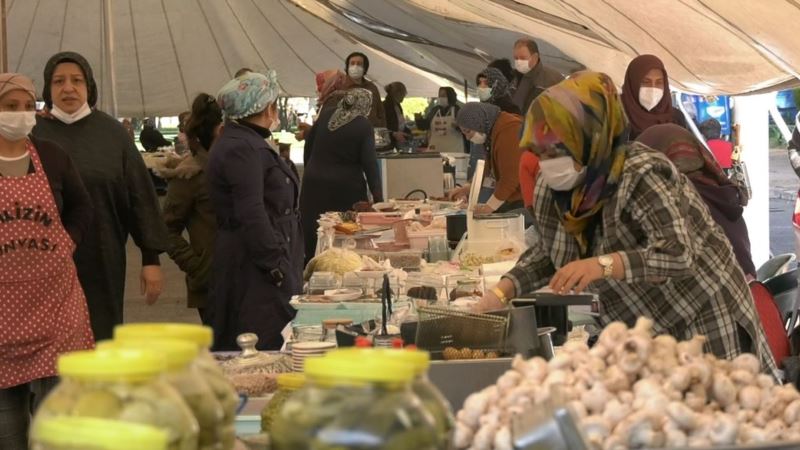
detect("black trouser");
top-left (0, 377), bottom-right (58, 450)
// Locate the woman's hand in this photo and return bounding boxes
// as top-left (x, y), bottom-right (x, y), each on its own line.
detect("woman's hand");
top-left (473, 204), bottom-right (493, 215)
top-left (141, 265), bottom-right (163, 305)
top-left (473, 279), bottom-right (515, 313)
top-left (447, 185), bottom-right (470, 201)
top-left (548, 257), bottom-right (604, 294)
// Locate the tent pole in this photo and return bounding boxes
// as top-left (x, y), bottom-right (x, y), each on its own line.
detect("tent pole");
top-left (463, 79), bottom-right (467, 101)
top-left (0, 0), bottom-right (7, 72)
top-left (103, 0), bottom-right (118, 116)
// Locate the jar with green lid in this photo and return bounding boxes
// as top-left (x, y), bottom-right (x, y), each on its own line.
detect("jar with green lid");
top-left (271, 349), bottom-right (440, 450)
top-left (34, 348), bottom-right (199, 450)
top-left (261, 373), bottom-right (305, 433)
top-left (114, 323), bottom-right (239, 450)
top-left (334, 348), bottom-right (454, 447)
top-left (99, 339), bottom-right (226, 450)
top-left (31, 416), bottom-right (168, 450)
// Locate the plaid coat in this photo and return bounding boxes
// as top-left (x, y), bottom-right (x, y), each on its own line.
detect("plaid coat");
top-left (506, 143), bottom-right (777, 375)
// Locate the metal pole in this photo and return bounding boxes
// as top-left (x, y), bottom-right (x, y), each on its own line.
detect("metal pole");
top-left (463, 78), bottom-right (468, 102)
top-left (103, 0), bottom-right (118, 116)
top-left (1, 0), bottom-right (8, 72)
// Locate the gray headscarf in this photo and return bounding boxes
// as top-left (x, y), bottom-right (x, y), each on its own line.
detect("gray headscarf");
top-left (479, 67), bottom-right (510, 102)
top-left (328, 88), bottom-right (373, 131)
top-left (456, 102), bottom-right (501, 152)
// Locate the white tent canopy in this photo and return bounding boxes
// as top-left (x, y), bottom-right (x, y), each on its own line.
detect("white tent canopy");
top-left (6, 0), bottom-right (800, 116)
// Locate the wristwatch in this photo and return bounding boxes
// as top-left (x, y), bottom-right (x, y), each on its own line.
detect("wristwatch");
top-left (598, 255), bottom-right (614, 279)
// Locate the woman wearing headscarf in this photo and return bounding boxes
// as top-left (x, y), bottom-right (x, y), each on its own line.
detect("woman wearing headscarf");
top-left (32, 51), bottom-right (168, 341)
top-left (0, 73), bottom-right (94, 449)
top-left (476, 67), bottom-right (520, 115)
top-left (448, 102), bottom-right (524, 214)
top-left (419, 86), bottom-right (468, 154)
top-left (636, 124), bottom-right (755, 279)
top-left (159, 93), bottom-right (223, 325)
top-left (296, 69), bottom-right (347, 144)
top-left (300, 88), bottom-right (383, 259)
top-left (479, 72), bottom-right (776, 378)
top-left (621, 54), bottom-right (689, 139)
top-left (208, 71), bottom-right (302, 351)
top-left (344, 52), bottom-right (386, 128)
top-left (383, 81), bottom-right (411, 147)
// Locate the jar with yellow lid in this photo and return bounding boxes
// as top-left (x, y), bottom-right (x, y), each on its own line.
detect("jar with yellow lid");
top-left (31, 416), bottom-right (168, 450)
top-left (33, 348), bottom-right (199, 450)
top-left (334, 348), bottom-right (454, 447)
top-left (271, 349), bottom-right (440, 449)
top-left (261, 373), bottom-right (305, 433)
top-left (99, 338), bottom-right (225, 450)
top-left (114, 323), bottom-right (239, 449)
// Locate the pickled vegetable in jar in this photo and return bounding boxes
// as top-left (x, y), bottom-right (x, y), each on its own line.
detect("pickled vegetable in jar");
top-left (99, 339), bottom-right (225, 450)
top-left (261, 373), bottom-right (305, 433)
top-left (333, 348), bottom-right (454, 448)
top-left (114, 323), bottom-right (240, 450)
top-left (34, 348), bottom-right (199, 450)
top-left (31, 416), bottom-right (167, 450)
top-left (271, 349), bottom-right (440, 450)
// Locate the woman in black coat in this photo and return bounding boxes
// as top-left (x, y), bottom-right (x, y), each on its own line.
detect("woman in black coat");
top-left (207, 71), bottom-right (302, 351)
top-left (301, 88), bottom-right (383, 260)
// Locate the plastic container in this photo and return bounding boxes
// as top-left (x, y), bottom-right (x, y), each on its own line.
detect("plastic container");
top-left (260, 373), bottom-right (305, 433)
top-left (31, 416), bottom-right (168, 450)
top-left (385, 249), bottom-right (423, 271)
top-left (114, 323), bottom-right (239, 450)
top-left (270, 350), bottom-right (439, 450)
top-left (34, 348), bottom-right (199, 450)
top-left (99, 339), bottom-right (225, 450)
top-left (406, 273), bottom-right (446, 305)
top-left (308, 272), bottom-right (339, 295)
top-left (408, 228), bottom-right (446, 250)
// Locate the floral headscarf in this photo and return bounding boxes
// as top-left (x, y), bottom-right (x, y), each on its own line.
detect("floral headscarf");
top-left (478, 67), bottom-right (510, 102)
top-left (216, 70), bottom-right (279, 120)
top-left (520, 71), bottom-right (629, 255)
top-left (315, 69), bottom-right (347, 107)
top-left (328, 88), bottom-right (372, 131)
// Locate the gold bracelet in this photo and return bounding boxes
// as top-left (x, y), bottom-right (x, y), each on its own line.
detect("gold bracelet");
top-left (491, 287), bottom-right (509, 305)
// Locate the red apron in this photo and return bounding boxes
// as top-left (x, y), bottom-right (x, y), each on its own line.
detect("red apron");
top-left (0, 141), bottom-right (94, 388)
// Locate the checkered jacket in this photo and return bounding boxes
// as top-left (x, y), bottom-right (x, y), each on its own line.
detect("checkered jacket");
top-left (506, 143), bottom-right (777, 375)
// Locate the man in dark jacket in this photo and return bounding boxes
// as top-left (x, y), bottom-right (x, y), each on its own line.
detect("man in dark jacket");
top-left (511, 38), bottom-right (564, 115)
top-left (139, 118), bottom-right (171, 152)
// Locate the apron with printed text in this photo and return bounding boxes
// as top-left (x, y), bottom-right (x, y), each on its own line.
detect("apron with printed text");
top-left (0, 141), bottom-right (94, 388)
top-left (428, 108), bottom-right (463, 153)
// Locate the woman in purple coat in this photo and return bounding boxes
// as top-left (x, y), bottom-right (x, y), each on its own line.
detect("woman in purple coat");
top-left (207, 71), bottom-right (302, 351)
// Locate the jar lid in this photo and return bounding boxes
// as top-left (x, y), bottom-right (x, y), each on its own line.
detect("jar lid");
top-left (335, 348), bottom-right (430, 375)
top-left (305, 349), bottom-right (413, 384)
top-left (97, 338), bottom-right (198, 371)
top-left (32, 416), bottom-right (168, 450)
top-left (277, 373), bottom-right (306, 390)
top-left (115, 323), bottom-right (213, 349)
top-left (59, 348), bottom-right (166, 381)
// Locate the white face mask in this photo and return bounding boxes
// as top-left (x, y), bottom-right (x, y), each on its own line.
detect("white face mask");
top-left (515, 59), bottom-right (531, 74)
top-left (51, 103), bottom-right (92, 124)
top-left (477, 87), bottom-right (492, 102)
top-left (438, 97), bottom-right (449, 108)
top-left (539, 155), bottom-right (586, 191)
top-left (0, 111), bottom-right (36, 141)
top-left (348, 65), bottom-right (364, 80)
top-left (469, 132), bottom-right (486, 145)
top-left (639, 87), bottom-right (664, 111)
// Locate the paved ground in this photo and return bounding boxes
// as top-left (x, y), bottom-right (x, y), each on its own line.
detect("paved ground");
top-left (120, 149), bottom-right (800, 323)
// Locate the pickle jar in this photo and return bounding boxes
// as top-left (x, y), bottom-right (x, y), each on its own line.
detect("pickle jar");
top-left (33, 348), bottom-right (199, 450)
top-left (261, 373), bottom-right (305, 433)
top-left (31, 416), bottom-right (168, 450)
top-left (271, 349), bottom-right (440, 450)
top-left (99, 339), bottom-right (226, 450)
top-left (114, 323), bottom-right (240, 450)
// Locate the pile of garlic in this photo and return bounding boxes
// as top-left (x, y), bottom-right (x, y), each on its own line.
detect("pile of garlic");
top-left (454, 317), bottom-right (800, 450)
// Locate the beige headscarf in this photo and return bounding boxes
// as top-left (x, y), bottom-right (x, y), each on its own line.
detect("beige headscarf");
top-left (0, 73), bottom-right (36, 101)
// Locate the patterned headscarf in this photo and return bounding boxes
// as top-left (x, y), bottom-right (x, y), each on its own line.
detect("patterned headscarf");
top-left (636, 123), bottom-right (730, 188)
top-left (520, 71), bottom-right (628, 255)
top-left (216, 70), bottom-right (279, 120)
top-left (478, 67), bottom-right (510, 102)
top-left (456, 102), bottom-right (501, 150)
top-left (328, 88), bottom-right (372, 131)
top-left (316, 69), bottom-right (347, 107)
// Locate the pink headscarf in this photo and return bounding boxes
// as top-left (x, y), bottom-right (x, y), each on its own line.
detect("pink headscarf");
top-left (315, 70), bottom-right (346, 107)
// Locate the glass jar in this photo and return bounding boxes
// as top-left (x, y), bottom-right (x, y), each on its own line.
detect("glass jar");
top-left (114, 323), bottom-right (239, 450)
top-left (31, 416), bottom-right (168, 450)
top-left (99, 339), bottom-right (226, 450)
top-left (260, 373), bottom-right (305, 433)
top-left (321, 318), bottom-right (353, 344)
top-left (271, 349), bottom-right (440, 450)
top-left (309, 272), bottom-right (339, 295)
top-left (34, 348), bottom-right (199, 450)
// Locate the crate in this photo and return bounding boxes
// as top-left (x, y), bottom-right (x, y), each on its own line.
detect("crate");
top-left (415, 306), bottom-right (508, 352)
